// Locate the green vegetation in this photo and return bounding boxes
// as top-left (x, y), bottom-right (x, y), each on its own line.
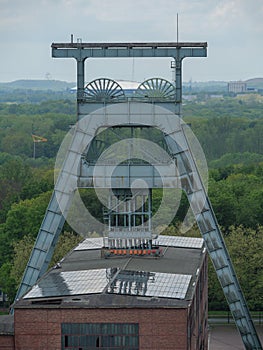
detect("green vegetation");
top-left (0, 93), bottom-right (262, 312)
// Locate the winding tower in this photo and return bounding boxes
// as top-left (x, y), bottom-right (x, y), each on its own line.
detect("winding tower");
top-left (15, 41), bottom-right (262, 350)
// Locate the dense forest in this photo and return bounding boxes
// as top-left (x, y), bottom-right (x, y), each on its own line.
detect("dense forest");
top-left (0, 91), bottom-right (262, 312)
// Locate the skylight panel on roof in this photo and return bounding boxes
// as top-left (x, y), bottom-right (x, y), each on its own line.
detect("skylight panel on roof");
top-left (107, 270), bottom-right (192, 300)
top-left (23, 269), bottom-right (108, 299)
top-left (154, 235), bottom-right (203, 249)
top-left (74, 237), bottom-right (104, 251)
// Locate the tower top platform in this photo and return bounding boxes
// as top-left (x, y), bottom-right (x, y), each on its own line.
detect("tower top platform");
top-left (51, 41), bottom-right (207, 49)
top-left (51, 41), bottom-right (207, 105)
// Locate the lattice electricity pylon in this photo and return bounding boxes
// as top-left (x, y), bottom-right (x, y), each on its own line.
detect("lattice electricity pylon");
top-left (14, 41), bottom-right (262, 350)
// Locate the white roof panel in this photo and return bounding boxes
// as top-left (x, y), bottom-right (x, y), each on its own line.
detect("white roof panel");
top-left (24, 269), bottom-right (108, 299)
top-left (108, 270), bottom-right (192, 300)
top-left (74, 237), bottom-right (104, 251)
top-left (154, 235), bottom-right (203, 249)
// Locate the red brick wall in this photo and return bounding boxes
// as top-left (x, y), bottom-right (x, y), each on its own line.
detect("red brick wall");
top-left (188, 253), bottom-right (208, 350)
top-left (0, 335), bottom-right (15, 350)
top-left (14, 254), bottom-right (208, 350)
top-left (15, 308), bottom-right (188, 350)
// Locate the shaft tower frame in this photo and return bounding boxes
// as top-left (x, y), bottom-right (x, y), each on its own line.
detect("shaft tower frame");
top-left (14, 41), bottom-right (262, 350)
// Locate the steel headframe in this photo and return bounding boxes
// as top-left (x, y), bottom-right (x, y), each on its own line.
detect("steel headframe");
top-left (51, 41), bottom-right (207, 107)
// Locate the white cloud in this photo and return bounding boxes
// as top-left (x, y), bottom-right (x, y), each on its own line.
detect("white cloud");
top-left (0, 0), bottom-right (262, 82)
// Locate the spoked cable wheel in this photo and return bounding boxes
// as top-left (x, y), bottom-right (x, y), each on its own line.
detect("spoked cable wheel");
top-left (136, 78), bottom-right (176, 100)
top-left (84, 78), bottom-right (125, 102)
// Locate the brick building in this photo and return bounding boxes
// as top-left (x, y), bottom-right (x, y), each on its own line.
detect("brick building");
top-left (0, 235), bottom-right (208, 350)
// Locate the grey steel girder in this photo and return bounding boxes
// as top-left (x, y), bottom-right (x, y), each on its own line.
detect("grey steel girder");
top-left (51, 45), bottom-right (207, 59)
top-left (165, 125), bottom-right (262, 350)
top-left (15, 102), bottom-right (262, 348)
top-left (51, 41), bottom-right (207, 104)
top-left (14, 40), bottom-right (262, 349)
top-left (14, 191), bottom-right (66, 304)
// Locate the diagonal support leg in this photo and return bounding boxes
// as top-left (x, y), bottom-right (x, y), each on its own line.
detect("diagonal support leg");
top-left (14, 123), bottom-right (90, 305)
top-left (12, 191), bottom-right (69, 305)
top-left (166, 124), bottom-right (262, 350)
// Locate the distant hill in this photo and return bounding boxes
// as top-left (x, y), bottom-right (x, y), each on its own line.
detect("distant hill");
top-left (245, 78), bottom-right (263, 89)
top-left (183, 80), bottom-right (228, 93)
top-left (0, 79), bottom-right (75, 91)
top-left (1, 78), bottom-right (262, 93)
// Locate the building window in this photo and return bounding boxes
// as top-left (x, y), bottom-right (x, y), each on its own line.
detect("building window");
top-left (61, 323), bottom-right (139, 349)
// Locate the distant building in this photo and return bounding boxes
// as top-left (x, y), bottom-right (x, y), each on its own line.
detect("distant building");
top-left (182, 94), bottom-right (197, 101)
top-left (70, 80), bottom-right (140, 96)
top-left (209, 94), bottom-right (224, 99)
top-left (228, 81), bottom-right (247, 93)
top-left (0, 235), bottom-right (208, 350)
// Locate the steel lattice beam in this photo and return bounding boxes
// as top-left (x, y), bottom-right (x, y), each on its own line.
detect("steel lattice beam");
top-left (13, 41), bottom-right (262, 350)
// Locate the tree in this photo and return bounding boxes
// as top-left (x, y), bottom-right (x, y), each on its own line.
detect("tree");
top-left (9, 232), bottom-right (82, 302)
top-left (4, 191), bottom-right (52, 242)
top-left (1, 132), bottom-right (32, 157)
top-left (210, 152), bottom-right (263, 169)
top-left (0, 157), bottom-right (33, 222)
top-left (0, 262), bottom-right (16, 303)
top-left (208, 178), bottom-right (237, 228)
top-left (160, 224), bottom-right (263, 311)
top-left (208, 173), bottom-right (263, 229)
top-left (50, 231), bottom-right (82, 267)
top-left (207, 225), bottom-right (263, 311)
top-left (225, 226), bottom-right (263, 310)
top-left (10, 235), bottom-right (35, 291)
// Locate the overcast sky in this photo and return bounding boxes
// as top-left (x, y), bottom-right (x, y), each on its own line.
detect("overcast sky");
top-left (0, 0), bottom-right (262, 83)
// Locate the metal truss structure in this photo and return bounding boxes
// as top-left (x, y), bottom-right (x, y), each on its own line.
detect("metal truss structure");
top-left (14, 41), bottom-right (262, 350)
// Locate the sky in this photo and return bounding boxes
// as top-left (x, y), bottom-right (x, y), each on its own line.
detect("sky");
top-left (0, 0), bottom-right (262, 83)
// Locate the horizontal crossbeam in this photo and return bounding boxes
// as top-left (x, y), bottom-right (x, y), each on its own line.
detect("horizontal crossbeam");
top-left (51, 42), bottom-right (207, 60)
top-left (52, 41), bottom-right (207, 49)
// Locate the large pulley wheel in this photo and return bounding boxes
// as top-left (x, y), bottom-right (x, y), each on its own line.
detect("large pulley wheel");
top-left (136, 78), bottom-right (176, 100)
top-left (84, 78), bottom-right (125, 102)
